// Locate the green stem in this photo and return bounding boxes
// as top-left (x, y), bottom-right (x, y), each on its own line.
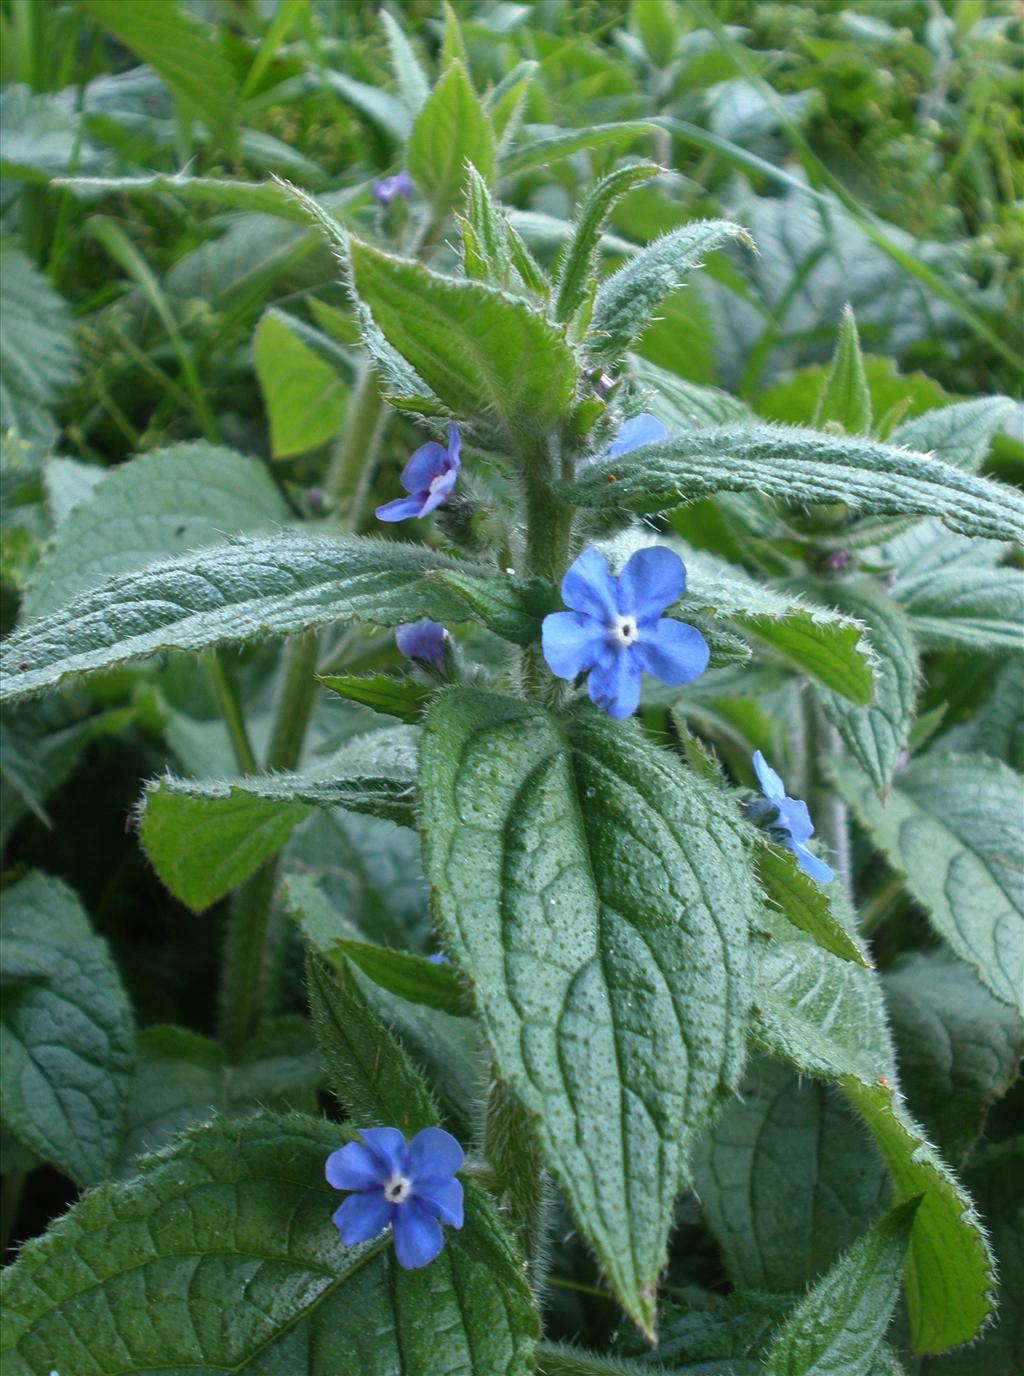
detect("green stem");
top-left (858, 872), bottom-right (906, 936)
top-left (807, 708), bottom-right (853, 905)
top-left (483, 1080), bottom-right (550, 1291)
top-left (1, 1172), bottom-right (27, 1255)
top-left (204, 651), bottom-right (257, 775)
top-left (325, 362), bottom-right (386, 526)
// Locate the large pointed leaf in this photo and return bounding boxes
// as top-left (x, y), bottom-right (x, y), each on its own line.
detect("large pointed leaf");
top-left (563, 424), bottom-right (1024, 545)
top-left (347, 240), bottom-right (577, 444)
top-left (407, 60), bottom-right (495, 212)
top-left (0, 534), bottom-right (535, 703)
top-left (763, 1199), bottom-right (919, 1376)
top-left (0, 239), bottom-right (78, 443)
top-left (834, 754), bottom-right (1024, 1016)
top-left (419, 689), bottom-right (756, 1334)
top-left (23, 443), bottom-right (289, 620)
top-left (891, 396), bottom-right (1015, 472)
top-left (0, 872), bottom-right (134, 1186)
top-left (0, 1113), bottom-right (537, 1375)
top-left (894, 563), bottom-right (1024, 653)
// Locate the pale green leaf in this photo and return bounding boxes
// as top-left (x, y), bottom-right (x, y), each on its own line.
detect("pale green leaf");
top-left (347, 240), bottom-right (577, 445)
top-left (23, 443), bottom-right (290, 621)
top-left (588, 220), bottom-right (751, 364)
top-left (834, 754), bottom-right (1024, 1016)
top-left (892, 397), bottom-right (1016, 473)
top-left (378, 7), bottom-right (430, 115)
top-left (253, 311), bottom-right (346, 457)
top-left (500, 121), bottom-right (657, 177)
top-left (884, 951), bottom-right (1024, 1165)
top-left (0, 1113), bottom-right (537, 1374)
top-left (940, 657), bottom-right (1024, 768)
top-left (0, 239), bottom-right (78, 444)
top-left (563, 424), bottom-right (1024, 545)
top-left (0, 872), bottom-right (133, 1186)
top-left (763, 1199), bottom-right (919, 1376)
top-left (54, 172), bottom-right (336, 221)
top-left (323, 69), bottom-right (410, 141)
top-left (407, 60), bottom-right (495, 212)
top-left (420, 689), bottom-right (756, 1334)
top-left (0, 534), bottom-right (528, 704)
top-left (894, 563), bottom-right (1024, 654)
top-left (42, 456), bottom-right (104, 525)
top-left (813, 305), bottom-right (872, 435)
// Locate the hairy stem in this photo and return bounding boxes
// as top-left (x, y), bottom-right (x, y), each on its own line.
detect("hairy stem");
top-left (808, 706), bottom-right (854, 904)
top-left (483, 1080), bottom-right (551, 1291)
top-left (204, 650), bottom-right (257, 775)
top-left (325, 361), bottom-right (387, 521)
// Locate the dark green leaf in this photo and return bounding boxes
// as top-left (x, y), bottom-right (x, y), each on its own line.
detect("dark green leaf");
top-left (334, 939), bottom-right (473, 1016)
top-left (420, 689), bottom-right (756, 1334)
top-left (756, 843), bottom-right (870, 966)
top-left (0, 239), bottom-right (78, 444)
top-left (318, 673), bottom-right (433, 723)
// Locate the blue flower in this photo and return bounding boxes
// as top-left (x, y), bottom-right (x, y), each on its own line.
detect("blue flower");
top-left (606, 412), bottom-right (667, 457)
top-left (373, 171), bottom-right (413, 206)
top-left (426, 952), bottom-right (450, 966)
top-left (376, 423), bottom-right (461, 522)
top-left (752, 750), bottom-right (834, 885)
top-left (326, 1125), bottom-right (464, 1270)
top-left (542, 546), bottom-right (709, 720)
top-left (395, 619), bottom-right (446, 664)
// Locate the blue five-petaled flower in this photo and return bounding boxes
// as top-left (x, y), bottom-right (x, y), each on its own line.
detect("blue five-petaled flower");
top-left (326, 1125), bottom-right (464, 1270)
top-left (395, 619), bottom-right (447, 664)
top-left (542, 546), bottom-right (709, 720)
top-left (376, 423), bottom-right (461, 523)
top-left (752, 750), bottom-right (834, 884)
top-left (606, 411), bottom-right (667, 456)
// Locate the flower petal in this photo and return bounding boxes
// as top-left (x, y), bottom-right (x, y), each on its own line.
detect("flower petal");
top-left (414, 1176), bottom-right (464, 1228)
top-left (752, 750), bottom-right (786, 801)
top-left (561, 547), bottom-right (620, 622)
top-left (542, 611), bottom-right (606, 680)
top-left (418, 464), bottom-right (458, 516)
top-left (618, 545), bottom-right (686, 620)
top-left (587, 646), bottom-right (642, 719)
top-left (325, 1141), bottom-right (386, 1192)
top-left (375, 494), bottom-right (429, 523)
top-left (407, 1126), bottom-right (464, 1181)
top-left (445, 422), bottom-right (461, 466)
top-left (395, 619), bottom-right (446, 664)
top-left (333, 1191), bottom-right (394, 1246)
top-left (777, 795), bottom-right (814, 845)
top-left (400, 441), bottom-right (449, 494)
top-left (633, 617), bottom-right (709, 687)
top-left (607, 412), bottom-right (668, 457)
top-left (357, 1126), bottom-right (408, 1178)
top-left (792, 842), bottom-right (834, 885)
top-left (392, 1198), bottom-right (444, 1269)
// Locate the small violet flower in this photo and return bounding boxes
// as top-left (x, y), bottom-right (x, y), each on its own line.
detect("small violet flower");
top-left (395, 619), bottom-right (446, 665)
top-left (606, 412), bottom-right (667, 457)
top-left (372, 170), bottom-right (413, 206)
top-left (542, 546), bottom-right (709, 720)
top-left (751, 750), bottom-right (834, 885)
top-left (426, 952), bottom-right (450, 966)
top-left (326, 1125), bottom-right (464, 1270)
top-left (376, 423), bottom-right (461, 523)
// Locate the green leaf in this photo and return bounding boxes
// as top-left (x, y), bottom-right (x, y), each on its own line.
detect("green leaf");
top-left (23, 443), bottom-right (290, 621)
top-left (78, 0), bottom-right (239, 143)
top-left (894, 562), bottom-right (1024, 654)
top-left (892, 397), bottom-right (1016, 473)
top-left (1, 1113), bottom-right (538, 1375)
top-left (587, 219), bottom-right (751, 364)
top-left (117, 1019), bottom-right (323, 1169)
top-left (677, 545), bottom-right (876, 704)
top-left (940, 656), bottom-right (1024, 768)
top-left (54, 172), bottom-right (337, 221)
top-left (500, 121), bottom-right (657, 177)
top-left (419, 689), bottom-right (756, 1334)
top-left (347, 240), bottom-right (577, 445)
top-left (42, 455), bottom-right (104, 525)
top-left (756, 843), bottom-right (871, 966)
top-left (378, 7), bottom-right (430, 115)
top-left (553, 163), bottom-right (661, 325)
top-left (333, 939), bottom-right (473, 1016)
top-left (319, 672), bottom-right (432, 723)
top-left (253, 311), bottom-right (347, 458)
top-left (325, 69), bottom-right (410, 141)
top-left (407, 60), bottom-right (495, 213)
top-left (140, 727), bottom-right (420, 909)
top-left (0, 872), bottom-right (134, 1186)
top-left (813, 581), bottom-right (919, 792)
top-left (694, 1057), bottom-right (889, 1294)
top-left (563, 424), bottom-right (1024, 545)
top-left (459, 162), bottom-right (512, 282)
top-left (812, 304), bottom-right (872, 434)
top-left (0, 533), bottom-right (525, 704)
top-left (763, 1199), bottom-right (920, 1376)
top-left (884, 951), bottom-right (1024, 1166)
top-left (306, 954), bottom-right (437, 1136)
top-left (834, 754), bottom-right (1024, 1016)
top-left (0, 238), bottom-right (78, 444)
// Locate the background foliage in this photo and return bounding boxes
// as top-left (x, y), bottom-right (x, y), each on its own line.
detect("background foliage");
top-left (1, 2), bottom-right (1021, 1374)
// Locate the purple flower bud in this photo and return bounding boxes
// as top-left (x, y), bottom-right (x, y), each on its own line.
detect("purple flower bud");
top-left (395, 620), bottom-right (446, 665)
top-left (372, 170), bottom-right (413, 206)
top-left (823, 550), bottom-right (851, 572)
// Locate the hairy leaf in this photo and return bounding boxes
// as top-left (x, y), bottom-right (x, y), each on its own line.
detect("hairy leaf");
top-left (0, 872), bottom-right (133, 1186)
top-left (319, 673), bottom-right (433, 723)
top-left (894, 563), bottom-right (1024, 654)
top-left (0, 239), bottom-right (78, 443)
top-left (333, 939), bottom-right (473, 1017)
top-left (22, 443), bottom-right (289, 620)
top-left (420, 689), bottom-right (756, 1334)
top-left (892, 396), bottom-right (1016, 472)
top-left (813, 305), bottom-right (872, 435)
top-left (408, 60), bottom-right (494, 211)
top-left (0, 534), bottom-right (531, 703)
top-left (756, 843), bottom-right (870, 966)
top-left (500, 121), bottom-right (657, 176)
top-left (347, 239), bottom-right (577, 444)
top-left (564, 424), bottom-right (1024, 545)
top-left (763, 1199), bottom-right (919, 1376)
top-left (834, 754), bottom-right (1024, 1015)
top-left (0, 1113), bottom-right (537, 1374)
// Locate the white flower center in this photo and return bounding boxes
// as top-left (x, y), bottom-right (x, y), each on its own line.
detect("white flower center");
top-left (383, 1174), bottom-right (412, 1204)
top-left (428, 471), bottom-right (448, 494)
top-left (608, 614), bottom-right (639, 647)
